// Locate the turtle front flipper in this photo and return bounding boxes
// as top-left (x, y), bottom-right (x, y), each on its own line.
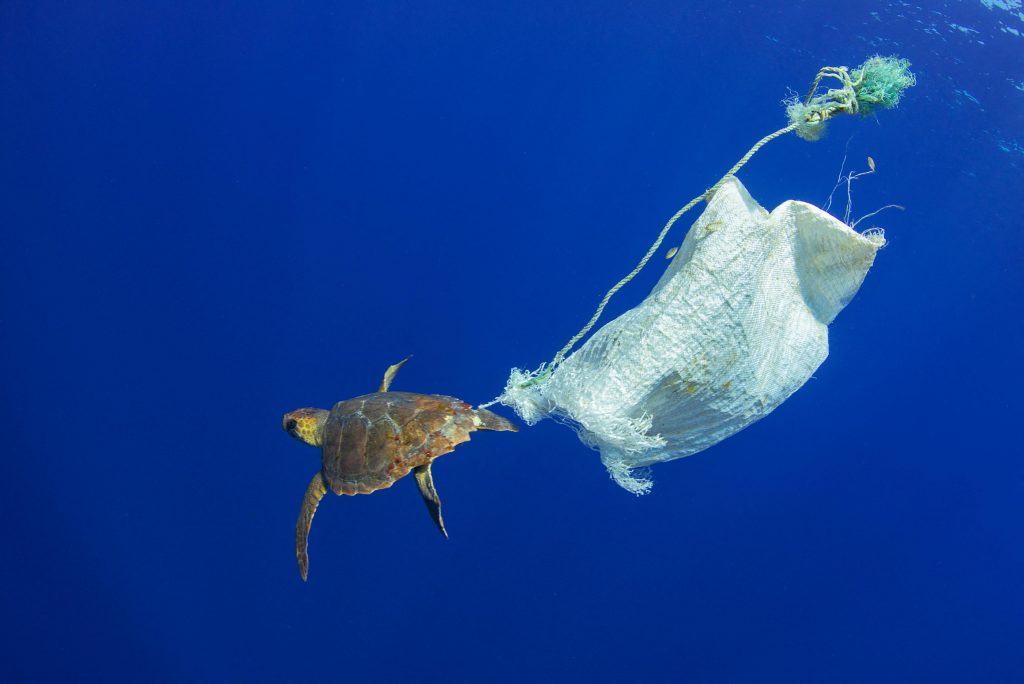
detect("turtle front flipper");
top-left (413, 463), bottom-right (447, 538)
top-left (296, 472), bottom-right (328, 581)
top-left (378, 357), bottom-right (410, 393)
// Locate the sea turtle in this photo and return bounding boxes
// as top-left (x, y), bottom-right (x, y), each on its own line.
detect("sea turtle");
top-left (282, 358), bottom-right (517, 580)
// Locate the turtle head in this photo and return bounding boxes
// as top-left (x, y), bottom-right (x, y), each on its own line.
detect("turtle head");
top-left (283, 408), bottom-right (329, 447)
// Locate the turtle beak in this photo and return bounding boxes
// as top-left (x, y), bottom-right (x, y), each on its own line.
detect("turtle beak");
top-left (283, 416), bottom-right (299, 437)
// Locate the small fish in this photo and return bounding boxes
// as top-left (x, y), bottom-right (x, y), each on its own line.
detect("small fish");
top-left (867, 156), bottom-right (876, 172)
top-left (665, 246), bottom-right (679, 259)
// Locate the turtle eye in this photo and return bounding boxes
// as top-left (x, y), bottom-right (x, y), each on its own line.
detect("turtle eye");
top-left (286, 419), bottom-right (298, 434)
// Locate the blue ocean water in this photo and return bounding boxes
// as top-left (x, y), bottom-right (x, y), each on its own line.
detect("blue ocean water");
top-left (2, 2), bottom-right (1022, 681)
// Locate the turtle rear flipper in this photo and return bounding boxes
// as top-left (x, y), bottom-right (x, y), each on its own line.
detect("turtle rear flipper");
top-left (413, 463), bottom-right (447, 538)
top-left (296, 472), bottom-right (328, 581)
top-left (474, 407), bottom-right (518, 433)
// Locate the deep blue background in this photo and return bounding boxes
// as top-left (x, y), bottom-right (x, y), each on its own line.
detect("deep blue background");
top-left (2, 2), bottom-right (1022, 682)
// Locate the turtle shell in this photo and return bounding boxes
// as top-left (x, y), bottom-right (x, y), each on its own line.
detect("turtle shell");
top-left (320, 391), bottom-right (482, 496)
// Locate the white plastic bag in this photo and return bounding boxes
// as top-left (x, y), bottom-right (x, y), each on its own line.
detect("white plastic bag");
top-left (498, 177), bottom-right (885, 493)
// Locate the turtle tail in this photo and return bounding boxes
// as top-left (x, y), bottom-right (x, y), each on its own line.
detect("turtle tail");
top-left (473, 407), bottom-right (518, 432)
